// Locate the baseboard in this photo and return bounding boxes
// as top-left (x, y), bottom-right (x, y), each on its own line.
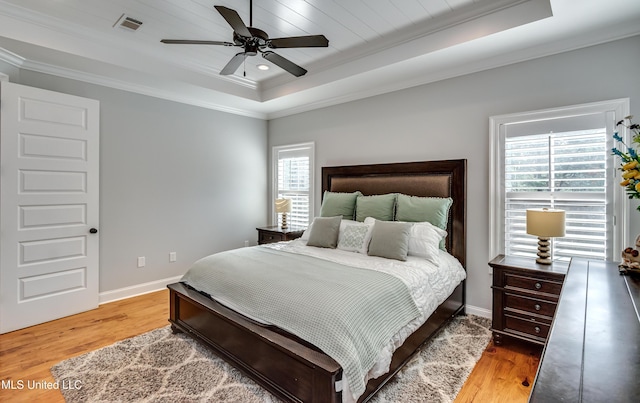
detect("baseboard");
top-left (99, 275), bottom-right (182, 305)
top-left (466, 304), bottom-right (491, 318)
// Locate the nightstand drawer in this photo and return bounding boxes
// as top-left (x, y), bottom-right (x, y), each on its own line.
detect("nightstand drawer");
top-left (504, 273), bottom-right (562, 297)
top-left (504, 293), bottom-right (558, 317)
top-left (259, 232), bottom-right (285, 243)
top-left (490, 255), bottom-right (567, 346)
top-left (504, 314), bottom-right (550, 340)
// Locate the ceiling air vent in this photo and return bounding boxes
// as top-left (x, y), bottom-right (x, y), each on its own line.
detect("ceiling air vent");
top-left (113, 14), bottom-right (143, 31)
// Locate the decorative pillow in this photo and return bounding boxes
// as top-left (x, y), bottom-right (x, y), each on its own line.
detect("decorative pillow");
top-left (303, 217), bottom-right (356, 243)
top-left (407, 222), bottom-right (447, 265)
top-left (306, 216), bottom-right (342, 248)
top-left (355, 194), bottom-right (397, 222)
top-left (367, 220), bottom-right (412, 261)
top-left (366, 217), bottom-right (447, 264)
top-left (395, 194), bottom-right (452, 230)
top-left (337, 221), bottom-right (374, 254)
top-left (319, 191), bottom-right (362, 220)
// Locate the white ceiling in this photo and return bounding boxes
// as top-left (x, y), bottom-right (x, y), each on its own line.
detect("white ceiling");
top-left (0, 0), bottom-right (638, 119)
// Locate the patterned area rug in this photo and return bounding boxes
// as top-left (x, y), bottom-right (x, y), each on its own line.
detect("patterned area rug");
top-left (51, 315), bottom-right (491, 403)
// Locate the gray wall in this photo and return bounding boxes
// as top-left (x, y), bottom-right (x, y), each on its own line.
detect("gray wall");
top-left (0, 59), bottom-right (18, 81)
top-left (2, 35), bottom-right (638, 310)
top-left (14, 71), bottom-right (268, 293)
top-left (268, 35), bottom-right (640, 312)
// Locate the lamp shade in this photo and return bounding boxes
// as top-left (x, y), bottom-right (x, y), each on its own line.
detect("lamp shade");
top-left (526, 208), bottom-right (566, 237)
top-left (275, 198), bottom-right (292, 213)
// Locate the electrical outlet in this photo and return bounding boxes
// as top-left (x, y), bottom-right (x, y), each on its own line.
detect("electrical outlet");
top-left (169, 252), bottom-right (177, 262)
top-left (137, 256), bottom-right (145, 268)
top-left (244, 240), bottom-right (249, 247)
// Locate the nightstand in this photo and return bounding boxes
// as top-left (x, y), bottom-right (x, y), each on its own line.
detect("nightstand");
top-left (256, 226), bottom-right (305, 245)
top-left (490, 254), bottom-right (568, 346)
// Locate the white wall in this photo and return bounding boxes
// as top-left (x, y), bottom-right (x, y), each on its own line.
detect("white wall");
top-left (268, 35), bottom-right (640, 312)
top-left (13, 71), bottom-right (268, 296)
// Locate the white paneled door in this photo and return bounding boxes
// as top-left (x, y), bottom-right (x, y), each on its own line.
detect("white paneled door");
top-left (0, 82), bottom-right (99, 333)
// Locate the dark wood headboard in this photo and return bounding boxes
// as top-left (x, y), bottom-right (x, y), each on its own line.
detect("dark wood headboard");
top-left (322, 159), bottom-right (467, 268)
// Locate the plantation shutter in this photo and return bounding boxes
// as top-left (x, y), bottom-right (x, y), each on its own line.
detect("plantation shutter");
top-left (275, 143), bottom-right (313, 227)
top-left (503, 113), bottom-right (612, 261)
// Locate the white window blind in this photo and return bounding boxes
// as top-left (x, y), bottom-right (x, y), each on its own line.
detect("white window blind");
top-left (273, 143), bottom-right (314, 228)
top-left (504, 128), bottom-right (610, 261)
top-left (491, 100), bottom-right (628, 263)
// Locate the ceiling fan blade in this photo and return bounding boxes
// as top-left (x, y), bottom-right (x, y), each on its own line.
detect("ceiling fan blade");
top-left (262, 51), bottom-right (307, 77)
top-left (268, 35), bottom-right (329, 49)
top-left (214, 6), bottom-right (252, 38)
top-left (220, 52), bottom-right (248, 75)
top-left (161, 39), bottom-right (234, 46)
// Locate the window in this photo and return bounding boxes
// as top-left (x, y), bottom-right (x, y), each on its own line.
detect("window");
top-left (490, 100), bottom-right (629, 262)
top-left (272, 142), bottom-right (314, 228)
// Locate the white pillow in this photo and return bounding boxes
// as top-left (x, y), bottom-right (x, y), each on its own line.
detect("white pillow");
top-left (337, 221), bottom-right (374, 254)
top-left (300, 223), bottom-right (312, 241)
top-left (364, 217), bottom-right (446, 265)
top-left (407, 222), bottom-right (447, 265)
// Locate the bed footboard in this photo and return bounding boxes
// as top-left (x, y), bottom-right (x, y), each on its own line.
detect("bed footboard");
top-left (169, 282), bottom-right (342, 403)
top-left (168, 280), bottom-right (464, 403)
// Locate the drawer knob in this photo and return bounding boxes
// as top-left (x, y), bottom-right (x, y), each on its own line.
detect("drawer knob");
top-left (534, 326), bottom-right (541, 334)
top-left (534, 282), bottom-right (542, 290)
top-left (534, 304), bottom-right (541, 311)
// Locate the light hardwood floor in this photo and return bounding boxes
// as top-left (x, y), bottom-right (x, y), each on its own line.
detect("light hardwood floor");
top-left (0, 290), bottom-right (541, 402)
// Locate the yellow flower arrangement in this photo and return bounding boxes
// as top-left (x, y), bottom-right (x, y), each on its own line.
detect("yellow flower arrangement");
top-left (612, 115), bottom-right (640, 210)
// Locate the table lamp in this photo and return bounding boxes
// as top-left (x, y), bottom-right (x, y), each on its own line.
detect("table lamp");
top-left (526, 208), bottom-right (566, 265)
top-left (275, 198), bottom-right (292, 229)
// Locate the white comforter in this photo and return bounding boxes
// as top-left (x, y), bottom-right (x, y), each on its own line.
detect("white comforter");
top-left (264, 239), bottom-right (466, 403)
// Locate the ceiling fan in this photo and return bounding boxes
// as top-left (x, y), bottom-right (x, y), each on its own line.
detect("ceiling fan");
top-left (161, 0), bottom-right (329, 77)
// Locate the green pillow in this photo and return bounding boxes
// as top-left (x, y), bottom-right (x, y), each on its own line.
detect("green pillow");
top-left (367, 220), bottom-right (412, 261)
top-left (319, 191), bottom-right (362, 220)
top-left (355, 194), bottom-right (396, 222)
top-left (395, 194), bottom-right (452, 230)
top-left (307, 216), bottom-right (342, 248)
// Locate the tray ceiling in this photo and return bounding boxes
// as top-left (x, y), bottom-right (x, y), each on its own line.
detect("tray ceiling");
top-left (0, 0), bottom-right (638, 118)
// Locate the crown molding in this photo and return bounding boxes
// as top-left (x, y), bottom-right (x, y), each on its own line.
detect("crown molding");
top-left (266, 30), bottom-right (640, 119)
top-left (0, 45), bottom-right (24, 66)
top-left (0, 49), bottom-right (266, 119)
top-left (0, 1), bottom-right (260, 91)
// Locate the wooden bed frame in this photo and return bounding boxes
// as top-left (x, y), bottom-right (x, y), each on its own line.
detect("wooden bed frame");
top-left (167, 159), bottom-right (467, 403)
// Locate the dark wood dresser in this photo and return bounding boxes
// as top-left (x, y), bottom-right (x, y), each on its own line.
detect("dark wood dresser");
top-left (529, 259), bottom-right (640, 402)
top-left (490, 255), bottom-right (568, 346)
top-left (256, 225), bottom-right (305, 245)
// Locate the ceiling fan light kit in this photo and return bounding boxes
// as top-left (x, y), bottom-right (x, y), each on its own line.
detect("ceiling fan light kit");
top-left (161, 1), bottom-right (329, 77)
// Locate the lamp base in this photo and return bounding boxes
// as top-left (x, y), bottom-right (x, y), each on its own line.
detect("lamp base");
top-left (280, 212), bottom-right (288, 229)
top-left (536, 237), bottom-right (551, 265)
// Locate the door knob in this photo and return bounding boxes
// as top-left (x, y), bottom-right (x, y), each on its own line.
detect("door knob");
top-left (89, 228), bottom-right (98, 234)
